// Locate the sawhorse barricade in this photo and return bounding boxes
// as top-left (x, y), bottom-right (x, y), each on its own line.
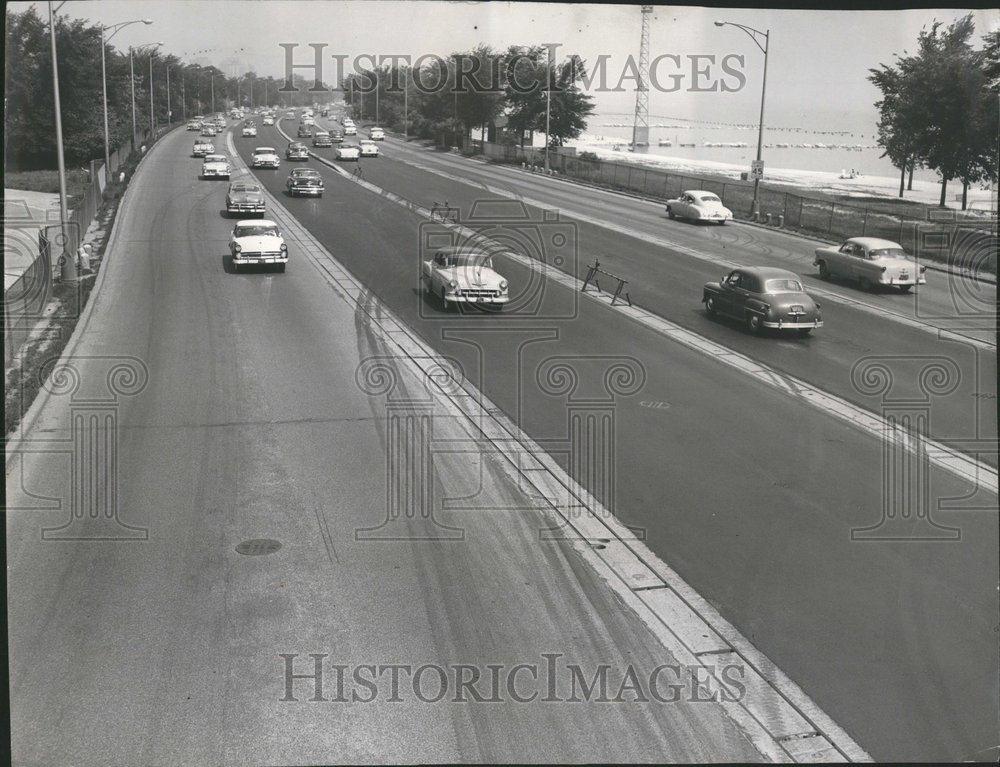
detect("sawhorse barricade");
top-left (581, 259), bottom-right (632, 306)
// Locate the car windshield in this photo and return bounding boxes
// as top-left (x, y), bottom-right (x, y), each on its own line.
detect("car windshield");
top-left (236, 225), bottom-right (278, 238)
top-left (869, 247), bottom-right (908, 259)
top-left (230, 184), bottom-right (259, 193)
top-left (205, 155), bottom-right (227, 162)
top-left (764, 278), bottom-right (804, 293)
top-left (442, 254), bottom-right (492, 268)
top-left (254, 148), bottom-right (275, 155)
top-left (698, 194), bottom-right (721, 203)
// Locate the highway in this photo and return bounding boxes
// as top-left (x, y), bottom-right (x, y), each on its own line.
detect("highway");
top-left (6, 113), bottom-right (997, 763)
top-left (241, 114), bottom-right (995, 761)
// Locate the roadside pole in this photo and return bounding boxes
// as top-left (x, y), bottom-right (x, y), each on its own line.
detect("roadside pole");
top-left (47, 0), bottom-right (77, 284)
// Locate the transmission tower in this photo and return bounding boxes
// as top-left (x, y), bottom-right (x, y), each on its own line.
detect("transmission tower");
top-left (631, 5), bottom-right (653, 148)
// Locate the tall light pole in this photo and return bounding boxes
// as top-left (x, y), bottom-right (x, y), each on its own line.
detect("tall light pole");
top-left (165, 62), bottom-right (171, 126)
top-left (100, 19), bottom-right (152, 176)
top-left (403, 65), bottom-right (409, 141)
top-left (544, 46), bottom-right (553, 172)
top-left (715, 20), bottom-right (770, 219)
top-left (46, 0), bottom-right (75, 283)
top-left (129, 46), bottom-right (137, 145)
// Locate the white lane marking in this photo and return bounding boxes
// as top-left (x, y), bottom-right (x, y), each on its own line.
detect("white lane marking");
top-left (383, 139), bottom-right (995, 352)
top-left (268, 124), bottom-right (998, 498)
top-left (234, 127), bottom-right (873, 763)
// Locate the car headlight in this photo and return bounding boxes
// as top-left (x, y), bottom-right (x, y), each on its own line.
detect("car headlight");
top-left (280, 243), bottom-right (288, 252)
top-left (499, 280), bottom-right (508, 290)
top-left (881, 266), bottom-right (887, 273)
top-left (448, 279), bottom-right (458, 289)
top-left (233, 244), bottom-right (242, 253)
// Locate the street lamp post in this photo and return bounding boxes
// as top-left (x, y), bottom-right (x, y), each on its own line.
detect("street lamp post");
top-left (544, 47), bottom-right (553, 172)
top-left (403, 66), bottom-right (408, 141)
top-left (715, 20), bottom-right (770, 219)
top-left (46, 0), bottom-right (75, 283)
top-left (100, 20), bottom-right (152, 174)
top-left (129, 47), bottom-right (137, 146)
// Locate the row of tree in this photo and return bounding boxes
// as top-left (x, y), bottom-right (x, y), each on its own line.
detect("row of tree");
top-left (869, 14), bottom-right (998, 208)
top-left (341, 45), bottom-right (595, 150)
top-left (4, 6), bottom-right (323, 171)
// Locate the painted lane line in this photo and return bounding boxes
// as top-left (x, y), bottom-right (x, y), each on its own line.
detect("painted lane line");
top-left (250, 127), bottom-right (871, 762)
top-left (274, 125), bottom-right (997, 498)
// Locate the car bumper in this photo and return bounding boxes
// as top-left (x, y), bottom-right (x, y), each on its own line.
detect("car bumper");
top-left (879, 276), bottom-right (926, 286)
top-left (253, 161), bottom-right (279, 168)
top-left (233, 255), bottom-right (288, 265)
top-left (290, 187), bottom-right (323, 196)
top-left (203, 171), bottom-right (230, 178)
top-left (228, 204), bottom-right (266, 214)
top-left (288, 155), bottom-right (309, 161)
top-left (445, 293), bottom-right (510, 304)
top-left (762, 318), bottom-right (824, 329)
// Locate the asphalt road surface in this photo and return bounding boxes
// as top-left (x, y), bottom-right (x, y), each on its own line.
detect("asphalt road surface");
top-left (239, 114), bottom-right (996, 761)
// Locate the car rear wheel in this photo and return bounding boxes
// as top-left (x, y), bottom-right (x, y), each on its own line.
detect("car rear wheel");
top-left (232, 261), bottom-right (240, 273)
top-left (666, 207), bottom-right (675, 219)
top-left (440, 287), bottom-right (451, 312)
top-left (818, 261), bottom-right (830, 279)
top-left (746, 312), bottom-right (763, 335)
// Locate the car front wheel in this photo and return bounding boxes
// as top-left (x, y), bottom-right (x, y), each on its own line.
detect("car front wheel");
top-left (666, 207), bottom-right (675, 219)
top-left (705, 296), bottom-right (717, 315)
top-left (440, 287), bottom-right (452, 312)
top-left (796, 328), bottom-right (812, 337)
top-left (898, 285), bottom-right (912, 293)
top-left (818, 261), bottom-right (830, 279)
top-left (746, 312), bottom-right (763, 335)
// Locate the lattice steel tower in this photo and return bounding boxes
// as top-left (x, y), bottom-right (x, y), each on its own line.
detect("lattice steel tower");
top-left (631, 5), bottom-right (653, 148)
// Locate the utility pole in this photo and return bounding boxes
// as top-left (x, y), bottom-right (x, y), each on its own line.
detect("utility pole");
top-left (47, 0), bottom-right (76, 283)
top-left (210, 73), bottom-right (215, 113)
top-left (403, 66), bottom-right (408, 140)
top-left (149, 50), bottom-right (155, 135)
top-left (129, 47), bottom-right (137, 146)
top-left (544, 46), bottom-right (552, 171)
top-left (631, 6), bottom-right (652, 149)
top-left (166, 63), bottom-right (171, 126)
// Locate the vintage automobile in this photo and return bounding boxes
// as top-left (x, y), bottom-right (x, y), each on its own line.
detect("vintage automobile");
top-left (226, 181), bottom-right (266, 217)
top-left (241, 122), bottom-right (258, 137)
top-left (214, 116), bottom-right (226, 129)
top-left (263, 116), bottom-right (275, 126)
top-left (200, 126), bottom-right (217, 137)
top-left (186, 120), bottom-right (202, 131)
top-left (665, 190), bottom-right (733, 224)
top-left (329, 128), bottom-right (345, 143)
top-left (297, 124), bottom-right (313, 138)
top-left (343, 124), bottom-right (357, 136)
top-left (192, 140), bottom-right (215, 158)
top-left (286, 168), bottom-right (324, 197)
top-left (286, 142), bottom-right (309, 161)
top-left (312, 131), bottom-right (333, 147)
top-left (421, 246), bottom-right (510, 311)
top-left (358, 140), bottom-right (379, 158)
top-left (813, 237), bottom-right (926, 292)
top-left (335, 143), bottom-right (361, 161)
top-left (368, 126), bottom-right (385, 141)
top-left (702, 266), bottom-right (823, 335)
top-left (229, 219), bottom-right (288, 273)
top-left (251, 146), bottom-right (280, 169)
top-left (201, 153), bottom-right (231, 180)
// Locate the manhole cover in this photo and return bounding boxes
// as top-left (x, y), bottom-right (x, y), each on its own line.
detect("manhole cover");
top-left (236, 539), bottom-right (282, 556)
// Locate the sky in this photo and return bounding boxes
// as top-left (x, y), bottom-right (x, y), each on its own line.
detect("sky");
top-left (10, 2), bottom-right (999, 131)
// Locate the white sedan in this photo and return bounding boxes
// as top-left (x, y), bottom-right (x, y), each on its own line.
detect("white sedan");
top-left (665, 190), bottom-right (733, 224)
top-left (359, 140), bottom-right (379, 157)
top-left (242, 124), bottom-right (258, 137)
top-left (421, 247), bottom-right (510, 311)
top-left (201, 153), bottom-right (231, 179)
top-left (230, 219), bottom-right (288, 273)
top-left (336, 143), bottom-right (361, 161)
top-left (814, 237), bottom-right (927, 292)
top-left (251, 147), bottom-right (280, 169)
top-left (263, 116), bottom-right (275, 126)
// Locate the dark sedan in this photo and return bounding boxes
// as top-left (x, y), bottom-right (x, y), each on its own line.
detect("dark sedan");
top-left (285, 142), bottom-right (309, 161)
top-left (286, 169), bottom-right (324, 197)
top-left (702, 266), bottom-right (823, 336)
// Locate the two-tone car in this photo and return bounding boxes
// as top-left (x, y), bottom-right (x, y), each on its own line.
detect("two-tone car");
top-left (343, 123), bottom-right (357, 136)
top-left (368, 126), bottom-right (385, 141)
top-left (359, 140), bottom-right (379, 158)
top-left (192, 139), bottom-right (215, 158)
top-left (666, 190), bottom-right (733, 224)
top-left (186, 120), bottom-right (202, 131)
top-left (200, 125), bottom-right (217, 138)
top-left (312, 131), bottom-right (333, 148)
top-left (226, 181), bottom-right (266, 217)
top-left (813, 237), bottom-right (926, 293)
top-left (251, 146), bottom-right (280, 169)
top-left (421, 246), bottom-right (510, 311)
top-left (335, 143), bottom-right (360, 161)
top-left (201, 153), bottom-right (231, 180)
top-left (702, 266), bottom-right (822, 335)
top-left (286, 142), bottom-right (309, 161)
top-left (229, 219), bottom-right (288, 273)
top-left (286, 168), bottom-right (324, 197)
top-left (242, 122), bottom-right (258, 137)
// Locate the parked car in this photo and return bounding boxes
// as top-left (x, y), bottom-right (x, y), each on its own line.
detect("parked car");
top-left (312, 131), bottom-right (333, 147)
top-left (335, 143), bottom-right (360, 161)
top-left (368, 126), bottom-right (385, 141)
top-left (251, 146), bottom-right (280, 169)
top-left (813, 237), bottom-right (927, 292)
top-left (286, 142), bottom-right (309, 161)
top-left (359, 140), bottom-right (379, 158)
top-left (702, 267), bottom-right (822, 335)
top-left (665, 190), bottom-right (733, 224)
top-left (242, 123), bottom-right (258, 137)
top-left (192, 140), bottom-right (215, 157)
top-left (229, 219), bottom-right (288, 273)
top-left (201, 153), bottom-right (231, 180)
top-left (421, 247), bottom-right (510, 311)
top-left (286, 168), bottom-right (324, 197)
top-left (226, 181), bottom-right (266, 217)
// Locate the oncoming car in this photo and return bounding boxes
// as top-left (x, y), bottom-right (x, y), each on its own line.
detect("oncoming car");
top-left (251, 147), bottom-right (280, 169)
top-left (359, 140), bottom-right (379, 157)
top-left (286, 168), bottom-right (324, 197)
top-left (242, 122), bottom-right (258, 137)
top-left (665, 190), bottom-right (733, 224)
top-left (368, 126), bottom-right (385, 141)
top-left (312, 131), bottom-right (333, 147)
top-left (813, 237), bottom-right (927, 292)
top-left (286, 142), bottom-right (309, 161)
top-left (186, 120), bottom-right (201, 131)
top-left (200, 125), bottom-right (217, 138)
top-left (192, 140), bottom-right (215, 157)
top-left (296, 124), bottom-right (313, 138)
top-left (702, 267), bottom-right (822, 335)
top-left (201, 153), bottom-right (231, 180)
top-left (226, 181), bottom-right (266, 217)
top-left (336, 143), bottom-right (361, 161)
top-left (421, 247), bottom-right (510, 311)
top-left (263, 116), bottom-right (275, 126)
top-left (229, 219), bottom-right (288, 273)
